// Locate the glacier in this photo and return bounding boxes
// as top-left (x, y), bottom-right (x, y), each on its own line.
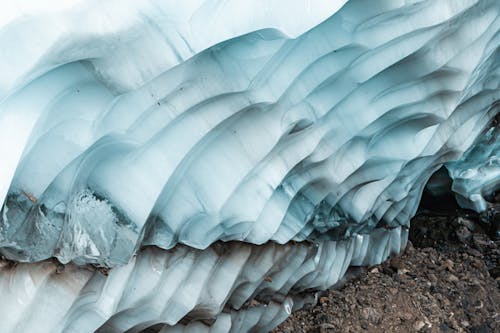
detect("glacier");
top-left (447, 119), bottom-right (499, 212)
top-left (0, 227), bottom-right (406, 333)
top-left (0, 0), bottom-right (499, 332)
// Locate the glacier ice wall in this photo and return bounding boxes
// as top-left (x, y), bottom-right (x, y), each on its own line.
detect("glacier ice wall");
top-left (0, 227), bottom-right (406, 333)
top-left (0, 0), bottom-right (499, 332)
top-left (0, 0), bottom-right (345, 97)
top-left (447, 119), bottom-right (499, 212)
top-left (1, 0), bottom-right (499, 266)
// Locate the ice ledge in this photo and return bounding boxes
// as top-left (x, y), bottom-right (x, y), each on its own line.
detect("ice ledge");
top-left (0, 227), bottom-right (405, 333)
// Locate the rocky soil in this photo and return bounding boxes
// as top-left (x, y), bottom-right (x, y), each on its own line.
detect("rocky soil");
top-left (274, 203), bottom-right (500, 333)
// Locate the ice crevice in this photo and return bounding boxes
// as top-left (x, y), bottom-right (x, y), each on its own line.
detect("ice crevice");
top-left (0, 0), bottom-right (498, 332)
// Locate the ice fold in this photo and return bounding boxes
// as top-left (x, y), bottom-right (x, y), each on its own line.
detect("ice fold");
top-left (0, 227), bottom-right (406, 333)
top-left (1, 0), bottom-right (498, 266)
top-left (0, 1), bottom-right (499, 332)
top-left (447, 119), bottom-right (500, 212)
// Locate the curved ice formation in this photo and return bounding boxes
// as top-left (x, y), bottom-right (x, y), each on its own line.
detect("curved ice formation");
top-left (1, 0), bottom-right (499, 266)
top-left (0, 0), bottom-right (344, 97)
top-left (447, 119), bottom-right (500, 212)
top-left (0, 227), bottom-right (405, 333)
top-left (0, 0), bottom-right (499, 332)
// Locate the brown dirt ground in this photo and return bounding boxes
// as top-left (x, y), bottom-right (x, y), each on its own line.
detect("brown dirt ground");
top-left (273, 205), bottom-right (500, 333)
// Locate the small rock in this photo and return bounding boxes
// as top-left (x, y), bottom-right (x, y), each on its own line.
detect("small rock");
top-left (413, 320), bottom-right (425, 331)
top-left (471, 259), bottom-right (483, 269)
top-left (390, 257), bottom-right (404, 270)
top-left (456, 226), bottom-right (472, 243)
top-left (361, 307), bottom-right (380, 324)
top-left (319, 323), bottom-right (335, 333)
top-left (405, 241), bottom-right (415, 254)
top-left (401, 312), bottom-right (413, 321)
top-left (489, 266), bottom-right (500, 279)
top-left (397, 268), bottom-right (410, 275)
top-left (439, 322), bottom-right (451, 331)
top-left (442, 259), bottom-right (454, 272)
top-left (461, 320), bottom-right (470, 327)
top-left (467, 248), bottom-right (482, 257)
top-left (455, 217), bottom-right (475, 231)
top-left (427, 262), bottom-right (438, 269)
top-left (55, 263), bottom-right (65, 274)
top-left (473, 234), bottom-right (490, 251)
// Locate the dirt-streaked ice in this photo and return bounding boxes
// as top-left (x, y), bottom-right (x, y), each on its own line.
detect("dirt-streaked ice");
top-left (0, 1), bottom-right (498, 332)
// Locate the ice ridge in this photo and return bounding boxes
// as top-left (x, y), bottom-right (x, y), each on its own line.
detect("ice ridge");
top-left (0, 0), bottom-right (498, 266)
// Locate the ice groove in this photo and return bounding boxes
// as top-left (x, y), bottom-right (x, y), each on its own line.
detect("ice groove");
top-left (0, 0), bottom-right (499, 267)
top-left (0, 227), bottom-right (406, 333)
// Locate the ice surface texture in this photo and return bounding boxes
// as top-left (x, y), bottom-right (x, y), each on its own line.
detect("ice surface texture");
top-left (0, 227), bottom-right (406, 333)
top-left (447, 120), bottom-right (500, 212)
top-left (0, 1), bottom-right (499, 332)
top-left (1, 0), bottom-right (499, 266)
